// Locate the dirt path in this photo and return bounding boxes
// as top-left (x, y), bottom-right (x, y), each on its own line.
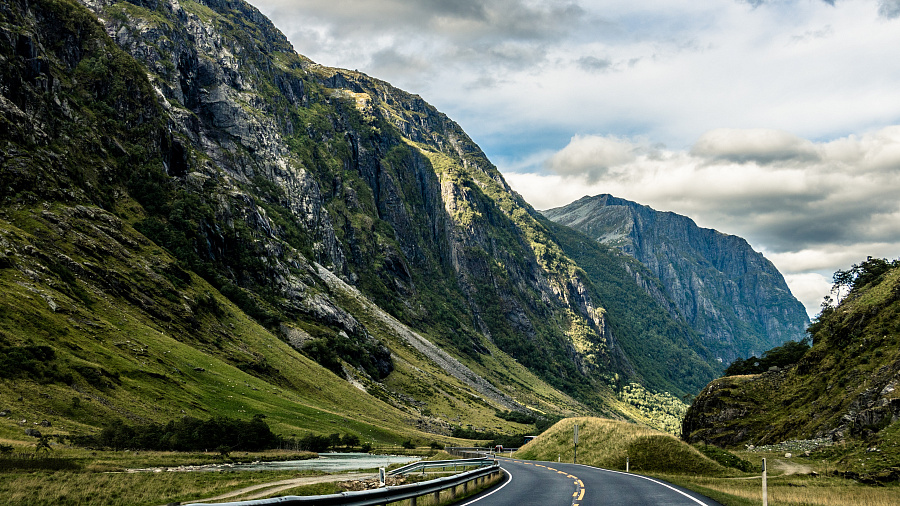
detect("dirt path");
top-left (727, 458), bottom-right (814, 480)
top-left (772, 459), bottom-right (813, 475)
top-left (175, 472), bottom-right (375, 505)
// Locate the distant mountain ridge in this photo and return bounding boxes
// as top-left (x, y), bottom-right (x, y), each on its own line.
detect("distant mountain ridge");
top-left (543, 194), bottom-right (809, 362)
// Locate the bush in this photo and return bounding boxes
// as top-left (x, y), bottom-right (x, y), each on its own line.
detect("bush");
top-left (724, 339), bottom-right (810, 376)
top-left (626, 436), bottom-right (723, 475)
top-left (693, 444), bottom-right (754, 472)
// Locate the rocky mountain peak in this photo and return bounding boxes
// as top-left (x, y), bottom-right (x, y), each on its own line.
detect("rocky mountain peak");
top-left (544, 194), bottom-right (809, 363)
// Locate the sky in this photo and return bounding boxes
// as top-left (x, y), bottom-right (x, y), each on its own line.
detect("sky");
top-left (249, 0), bottom-right (900, 318)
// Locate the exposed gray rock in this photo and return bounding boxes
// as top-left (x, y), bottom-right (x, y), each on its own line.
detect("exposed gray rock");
top-left (544, 194), bottom-right (809, 363)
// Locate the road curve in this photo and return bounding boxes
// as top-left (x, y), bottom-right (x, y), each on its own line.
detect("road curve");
top-left (459, 458), bottom-right (724, 506)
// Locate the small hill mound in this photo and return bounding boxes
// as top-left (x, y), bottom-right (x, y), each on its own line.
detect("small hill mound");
top-left (515, 417), bottom-right (725, 475)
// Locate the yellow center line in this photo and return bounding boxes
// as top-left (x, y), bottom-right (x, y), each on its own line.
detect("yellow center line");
top-left (578, 488), bottom-right (585, 501)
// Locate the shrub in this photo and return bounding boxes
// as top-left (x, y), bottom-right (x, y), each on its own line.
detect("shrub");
top-left (626, 436), bottom-right (723, 475)
top-left (693, 444), bottom-right (754, 472)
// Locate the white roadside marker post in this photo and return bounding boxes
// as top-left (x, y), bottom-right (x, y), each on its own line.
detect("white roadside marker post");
top-left (762, 458), bottom-right (767, 506)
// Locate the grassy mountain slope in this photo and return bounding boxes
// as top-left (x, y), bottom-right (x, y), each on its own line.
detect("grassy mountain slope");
top-left (683, 257), bottom-right (900, 478)
top-left (82, 0), bottom-right (638, 410)
top-left (0, 0), bottom-right (752, 447)
top-left (0, 0), bottom-right (586, 445)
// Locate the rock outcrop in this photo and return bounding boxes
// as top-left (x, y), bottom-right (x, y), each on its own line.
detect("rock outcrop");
top-left (544, 194), bottom-right (809, 363)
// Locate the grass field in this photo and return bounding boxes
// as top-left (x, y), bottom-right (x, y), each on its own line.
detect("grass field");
top-left (0, 467), bottom-right (321, 506)
top-left (661, 472), bottom-right (900, 506)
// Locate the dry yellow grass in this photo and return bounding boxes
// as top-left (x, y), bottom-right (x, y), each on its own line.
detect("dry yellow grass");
top-left (0, 469), bottom-right (314, 506)
top-left (661, 474), bottom-right (900, 506)
top-left (515, 417), bottom-right (723, 474)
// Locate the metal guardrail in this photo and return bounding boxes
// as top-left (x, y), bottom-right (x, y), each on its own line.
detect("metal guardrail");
top-left (184, 462), bottom-right (502, 506)
top-left (446, 447), bottom-right (490, 458)
top-left (446, 447), bottom-right (518, 458)
top-left (387, 457), bottom-right (495, 476)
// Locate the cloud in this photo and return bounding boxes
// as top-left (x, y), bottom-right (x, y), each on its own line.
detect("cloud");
top-left (781, 272), bottom-right (832, 318)
top-left (690, 128), bottom-right (820, 165)
top-left (577, 55), bottom-right (613, 72)
top-left (544, 135), bottom-right (638, 181)
top-left (879, 0), bottom-right (900, 18)
top-left (740, 0), bottom-right (835, 6)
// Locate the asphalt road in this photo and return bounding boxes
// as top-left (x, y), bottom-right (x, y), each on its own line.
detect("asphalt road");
top-left (459, 458), bottom-right (724, 506)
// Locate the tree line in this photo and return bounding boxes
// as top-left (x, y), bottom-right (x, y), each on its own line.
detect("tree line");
top-left (71, 415), bottom-right (367, 453)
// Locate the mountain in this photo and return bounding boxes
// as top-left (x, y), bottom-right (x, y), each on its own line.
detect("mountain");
top-left (543, 194), bottom-right (809, 363)
top-left (2, 0), bottom-right (628, 441)
top-left (0, 0), bottom-right (768, 444)
top-left (682, 257), bottom-right (900, 480)
top-left (0, 0), bottom-right (665, 442)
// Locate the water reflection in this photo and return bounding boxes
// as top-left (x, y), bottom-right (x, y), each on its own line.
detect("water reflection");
top-left (217, 452), bottom-right (419, 472)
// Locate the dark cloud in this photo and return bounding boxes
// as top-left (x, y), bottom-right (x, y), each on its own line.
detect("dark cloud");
top-left (879, 0), bottom-right (900, 19)
top-left (260, 0), bottom-right (588, 79)
top-left (264, 0), bottom-right (585, 43)
top-left (739, 194), bottom-right (900, 254)
top-left (577, 56), bottom-right (613, 72)
top-left (690, 129), bottom-right (820, 165)
top-left (739, 0), bottom-right (834, 6)
top-left (367, 48), bottom-right (432, 77)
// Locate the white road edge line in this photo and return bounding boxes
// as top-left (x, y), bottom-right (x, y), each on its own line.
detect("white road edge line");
top-left (457, 468), bottom-right (513, 506)
top-left (572, 464), bottom-right (710, 506)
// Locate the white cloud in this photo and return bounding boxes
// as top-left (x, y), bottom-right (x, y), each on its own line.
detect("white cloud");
top-left (544, 135), bottom-right (638, 181)
top-left (503, 126), bottom-right (900, 316)
top-left (781, 273), bottom-right (833, 318)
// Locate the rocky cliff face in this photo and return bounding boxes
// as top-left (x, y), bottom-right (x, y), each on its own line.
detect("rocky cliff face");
top-left (2, 0), bottom-right (663, 425)
top-left (1, 0), bottom-right (608, 439)
top-left (544, 194), bottom-right (809, 363)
